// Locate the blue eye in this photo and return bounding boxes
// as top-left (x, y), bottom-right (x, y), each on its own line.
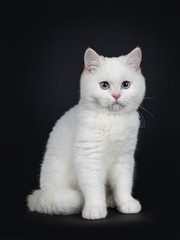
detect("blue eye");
top-left (121, 81), bottom-right (131, 89)
top-left (100, 81), bottom-right (110, 90)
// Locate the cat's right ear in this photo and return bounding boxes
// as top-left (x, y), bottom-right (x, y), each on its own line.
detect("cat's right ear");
top-left (84, 48), bottom-right (101, 72)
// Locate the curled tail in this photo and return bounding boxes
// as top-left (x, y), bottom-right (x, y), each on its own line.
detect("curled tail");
top-left (27, 188), bottom-right (84, 215)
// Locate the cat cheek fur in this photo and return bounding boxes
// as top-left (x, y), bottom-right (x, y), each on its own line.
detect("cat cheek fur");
top-left (27, 47), bottom-right (145, 220)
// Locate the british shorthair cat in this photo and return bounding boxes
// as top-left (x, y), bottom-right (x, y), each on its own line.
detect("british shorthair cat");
top-left (27, 47), bottom-right (145, 220)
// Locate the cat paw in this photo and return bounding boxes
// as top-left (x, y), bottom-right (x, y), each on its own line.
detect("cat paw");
top-left (117, 198), bottom-right (141, 214)
top-left (82, 205), bottom-right (107, 220)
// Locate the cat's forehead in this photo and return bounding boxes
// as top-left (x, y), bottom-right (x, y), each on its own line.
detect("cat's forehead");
top-left (100, 57), bottom-right (131, 82)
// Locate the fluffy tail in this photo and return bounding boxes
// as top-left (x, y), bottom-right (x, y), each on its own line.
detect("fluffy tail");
top-left (27, 188), bottom-right (84, 215)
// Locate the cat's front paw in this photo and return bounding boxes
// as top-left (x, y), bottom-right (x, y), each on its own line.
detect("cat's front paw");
top-left (82, 205), bottom-right (107, 220)
top-left (117, 198), bottom-right (141, 214)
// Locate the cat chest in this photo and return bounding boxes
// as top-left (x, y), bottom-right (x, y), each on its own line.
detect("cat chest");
top-left (76, 111), bottom-right (139, 156)
top-left (95, 116), bottom-right (137, 141)
top-left (96, 117), bottom-right (138, 157)
top-left (85, 115), bottom-right (137, 151)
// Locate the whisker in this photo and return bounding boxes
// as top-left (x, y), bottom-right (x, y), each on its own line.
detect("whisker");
top-left (139, 112), bottom-right (146, 128)
top-left (144, 96), bottom-right (157, 100)
top-left (139, 105), bottom-right (154, 119)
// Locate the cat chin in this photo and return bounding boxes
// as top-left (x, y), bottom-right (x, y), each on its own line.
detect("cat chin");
top-left (107, 102), bottom-right (127, 112)
top-left (89, 100), bottom-right (131, 113)
top-left (94, 101), bottom-right (124, 112)
top-left (100, 103), bottom-right (124, 112)
top-left (108, 104), bottom-right (123, 112)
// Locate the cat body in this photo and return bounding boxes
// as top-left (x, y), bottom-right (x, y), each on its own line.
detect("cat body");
top-left (27, 47), bottom-right (145, 220)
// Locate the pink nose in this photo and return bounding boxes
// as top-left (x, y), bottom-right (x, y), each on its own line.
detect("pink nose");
top-left (112, 94), bottom-right (120, 100)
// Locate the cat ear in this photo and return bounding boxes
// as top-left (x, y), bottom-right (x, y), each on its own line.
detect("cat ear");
top-left (126, 47), bottom-right (142, 71)
top-left (84, 48), bottom-right (101, 72)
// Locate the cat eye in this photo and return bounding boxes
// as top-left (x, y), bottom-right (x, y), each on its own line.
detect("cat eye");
top-left (100, 81), bottom-right (110, 90)
top-left (121, 81), bottom-right (131, 89)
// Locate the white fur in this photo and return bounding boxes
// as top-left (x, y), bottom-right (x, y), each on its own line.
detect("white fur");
top-left (27, 48), bottom-right (145, 220)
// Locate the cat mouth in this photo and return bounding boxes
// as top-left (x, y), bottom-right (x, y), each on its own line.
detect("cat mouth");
top-left (111, 101), bottom-right (127, 109)
top-left (112, 101), bottom-right (120, 105)
top-left (107, 101), bottom-right (121, 110)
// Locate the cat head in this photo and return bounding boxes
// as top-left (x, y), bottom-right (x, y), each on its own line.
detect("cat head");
top-left (80, 47), bottom-right (146, 113)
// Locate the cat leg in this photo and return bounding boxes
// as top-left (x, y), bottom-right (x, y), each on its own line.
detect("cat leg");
top-left (109, 156), bottom-right (141, 214)
top-left (74, 152), bottom-right (107, 220)
top-left (27, 188), bottom-right (83, 215)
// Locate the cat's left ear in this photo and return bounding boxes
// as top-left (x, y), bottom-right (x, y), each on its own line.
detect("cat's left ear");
top-left (84, 48), bottom-right (102, 72)
top-left (126, 47), bottom-right (142, 71)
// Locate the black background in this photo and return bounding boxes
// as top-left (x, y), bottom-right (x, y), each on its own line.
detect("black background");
top-left (1, 1), bottom-right (180, 239)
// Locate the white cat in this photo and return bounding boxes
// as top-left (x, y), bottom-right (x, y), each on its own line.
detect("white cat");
top-left (27, 47), bottom-right (146, 220)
